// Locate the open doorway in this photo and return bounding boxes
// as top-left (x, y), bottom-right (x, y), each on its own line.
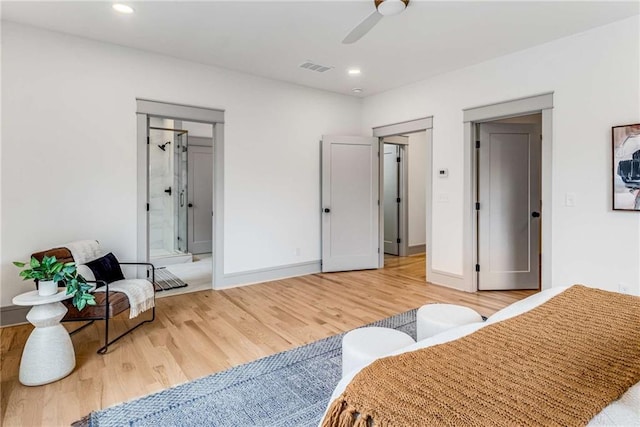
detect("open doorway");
top-left (372, 117), bottom-right (433, 282)
top-left (475, 113), bottom-right (542, 291)
top-left (382, 132), bottom-right (428, 259)
top-left (463, 93), bottom-right (553, 293)
top-left (320, 118), bottom-right (433, 280)
top-left (382, 131), bottom-right (430, 286)
top-left (136, 99), bottom-right (225, 294)
top-left (147, 118), bottom-right (214, 295)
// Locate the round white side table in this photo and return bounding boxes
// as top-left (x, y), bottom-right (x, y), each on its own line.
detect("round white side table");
top-left (12, 289), bottom-right (75, 386)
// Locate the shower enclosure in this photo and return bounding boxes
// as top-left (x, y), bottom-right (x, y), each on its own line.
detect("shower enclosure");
top-left (148, 125), bottom-right (191, 263)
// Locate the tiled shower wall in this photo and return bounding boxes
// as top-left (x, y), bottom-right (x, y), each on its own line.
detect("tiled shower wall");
top-left (149, 119), bottom-right (175, 254)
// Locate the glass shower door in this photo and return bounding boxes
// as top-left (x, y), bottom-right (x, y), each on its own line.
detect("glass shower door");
top-left (175, 132), bottom-right (188, 253)
top-left (148, 124), bottom-right (189, 257)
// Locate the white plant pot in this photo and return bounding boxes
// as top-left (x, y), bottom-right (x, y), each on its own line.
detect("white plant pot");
top-left (38, 280), bottom-right (58, 297)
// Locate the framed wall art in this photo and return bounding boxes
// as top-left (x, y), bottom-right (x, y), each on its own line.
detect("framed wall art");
top-left (613, 123), bottom-right (640, 211)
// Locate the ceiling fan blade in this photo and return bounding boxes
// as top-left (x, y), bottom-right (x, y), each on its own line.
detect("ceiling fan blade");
top-left (342, 10), bottom-right (383, 44)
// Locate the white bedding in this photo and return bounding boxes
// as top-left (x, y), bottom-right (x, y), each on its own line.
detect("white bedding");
top-left (325, 287), bottom-right (640, 426)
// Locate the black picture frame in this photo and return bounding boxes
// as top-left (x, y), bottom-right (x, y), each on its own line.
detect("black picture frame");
top-left (612, 123), bottom-right (640, 211)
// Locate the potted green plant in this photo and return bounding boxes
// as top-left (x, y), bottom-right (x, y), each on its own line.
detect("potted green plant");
top-left (13, 256), bottom-right (96, 310)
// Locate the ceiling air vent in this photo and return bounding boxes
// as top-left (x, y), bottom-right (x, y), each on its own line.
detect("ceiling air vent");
top-left (299, 61), bottom-right (333, 73)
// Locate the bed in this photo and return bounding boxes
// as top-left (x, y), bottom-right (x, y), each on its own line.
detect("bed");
top-left (324, 287), bottom-right (640, 426)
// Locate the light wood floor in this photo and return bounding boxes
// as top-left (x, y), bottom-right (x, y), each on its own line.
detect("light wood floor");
top-left (0, 254), bottom-right (536, 426)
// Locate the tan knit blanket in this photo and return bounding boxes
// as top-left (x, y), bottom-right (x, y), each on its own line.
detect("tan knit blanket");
top-left (323, 285), bottom-right (640, 427)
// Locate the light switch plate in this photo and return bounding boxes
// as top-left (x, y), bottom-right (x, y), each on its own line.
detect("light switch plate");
top-left (565, 192), bottom-right (576, 207)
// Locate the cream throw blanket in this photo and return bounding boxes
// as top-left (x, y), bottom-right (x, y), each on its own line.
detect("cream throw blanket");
top-left (94, 279), bottom-right (155, 319)
top-left (65, 240), bottom-right (154, 319)
top-left (65, 240), bottom-right (103, 265)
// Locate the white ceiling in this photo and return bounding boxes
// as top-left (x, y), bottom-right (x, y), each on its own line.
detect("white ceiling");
top-left (2, 1), bottom-right (638, 97)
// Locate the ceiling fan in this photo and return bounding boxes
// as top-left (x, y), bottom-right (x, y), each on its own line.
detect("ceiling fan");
top-left (342, 0), bottom-right (410, 44)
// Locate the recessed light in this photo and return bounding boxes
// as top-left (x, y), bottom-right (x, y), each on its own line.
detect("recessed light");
top-left (352, 88), bottom-right (363, 94)
top-left (112, 3), bottom-right (134, 14)
top-left (348, 69), bottom-right (361, 76)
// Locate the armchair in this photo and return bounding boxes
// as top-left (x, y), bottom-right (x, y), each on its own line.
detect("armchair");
top-left (31, 244), bottom-right (156, 354)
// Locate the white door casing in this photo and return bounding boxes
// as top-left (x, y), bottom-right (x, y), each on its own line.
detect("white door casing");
top-left (383, 144), bottom-right (400, 255)
top-left (322, 135), bottom-right (379, 272)
top-left (478, 123), bottom-right (541, 290)
top-left (188, 145), bottom-right (213, 254)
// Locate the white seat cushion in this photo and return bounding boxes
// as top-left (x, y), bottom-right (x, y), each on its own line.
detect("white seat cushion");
top-left (416, 304), bottom-right (483, 341)
top-left (341, 327), bottom-right (415, 377)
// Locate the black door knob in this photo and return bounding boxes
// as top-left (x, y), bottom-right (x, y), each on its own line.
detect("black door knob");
top-left (188, 203), bottom-right (193, 208)
top-left (324, 208), bottom-right (330, 213)
top-left (532, 212), bottom-right (540, 218)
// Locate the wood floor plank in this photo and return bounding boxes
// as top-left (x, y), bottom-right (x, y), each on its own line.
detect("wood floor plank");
top-left (0, 254), bottom-right (536, 426)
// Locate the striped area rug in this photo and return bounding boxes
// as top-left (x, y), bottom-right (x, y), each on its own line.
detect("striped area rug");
top-left (154, 268), bottom-right (188, 292)
top-left (73, 310), bottom-right (417, 427)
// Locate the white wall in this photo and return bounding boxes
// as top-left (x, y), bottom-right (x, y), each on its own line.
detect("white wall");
top-left (362, 16), bottom-right (640, 294)
top-left (181, 121), bottom-right (213, 138)
top-left (3, 16), bottom-right (638, 308)
top-left (0, 22), bottom-right (362, 307)
top-left (407, 132), bottom-right (427, 247)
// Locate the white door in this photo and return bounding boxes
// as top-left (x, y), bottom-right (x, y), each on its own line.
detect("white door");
top-left (322, 135), bottom-right (379, 272)
top-left (187, 145), bottom-right (213, 254)
top-left (383, 144), bottom-right (400, 255)
top-left (478, 123), bottom-right (541, 290)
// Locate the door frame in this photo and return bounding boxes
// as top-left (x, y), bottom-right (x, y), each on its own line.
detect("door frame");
top-left (373, 117), bottom-right (433, 276)
top-left (382, 139), bottom-right (409, 257)
top-left (463, 93), bottom-right (553, 292)
top-left (136, 99), bottom-right (225, 288)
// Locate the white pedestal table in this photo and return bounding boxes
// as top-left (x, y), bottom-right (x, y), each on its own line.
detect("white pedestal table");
top-left (12, 289), bottom-right (75, 386)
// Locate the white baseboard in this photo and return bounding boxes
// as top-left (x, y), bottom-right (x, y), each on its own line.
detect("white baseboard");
top-left (215, 260), bottom-right (321, 290)
top-left (1, 305), bottom-right (30, 327)
top-left (428, 269), bottom-right (468, 292)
